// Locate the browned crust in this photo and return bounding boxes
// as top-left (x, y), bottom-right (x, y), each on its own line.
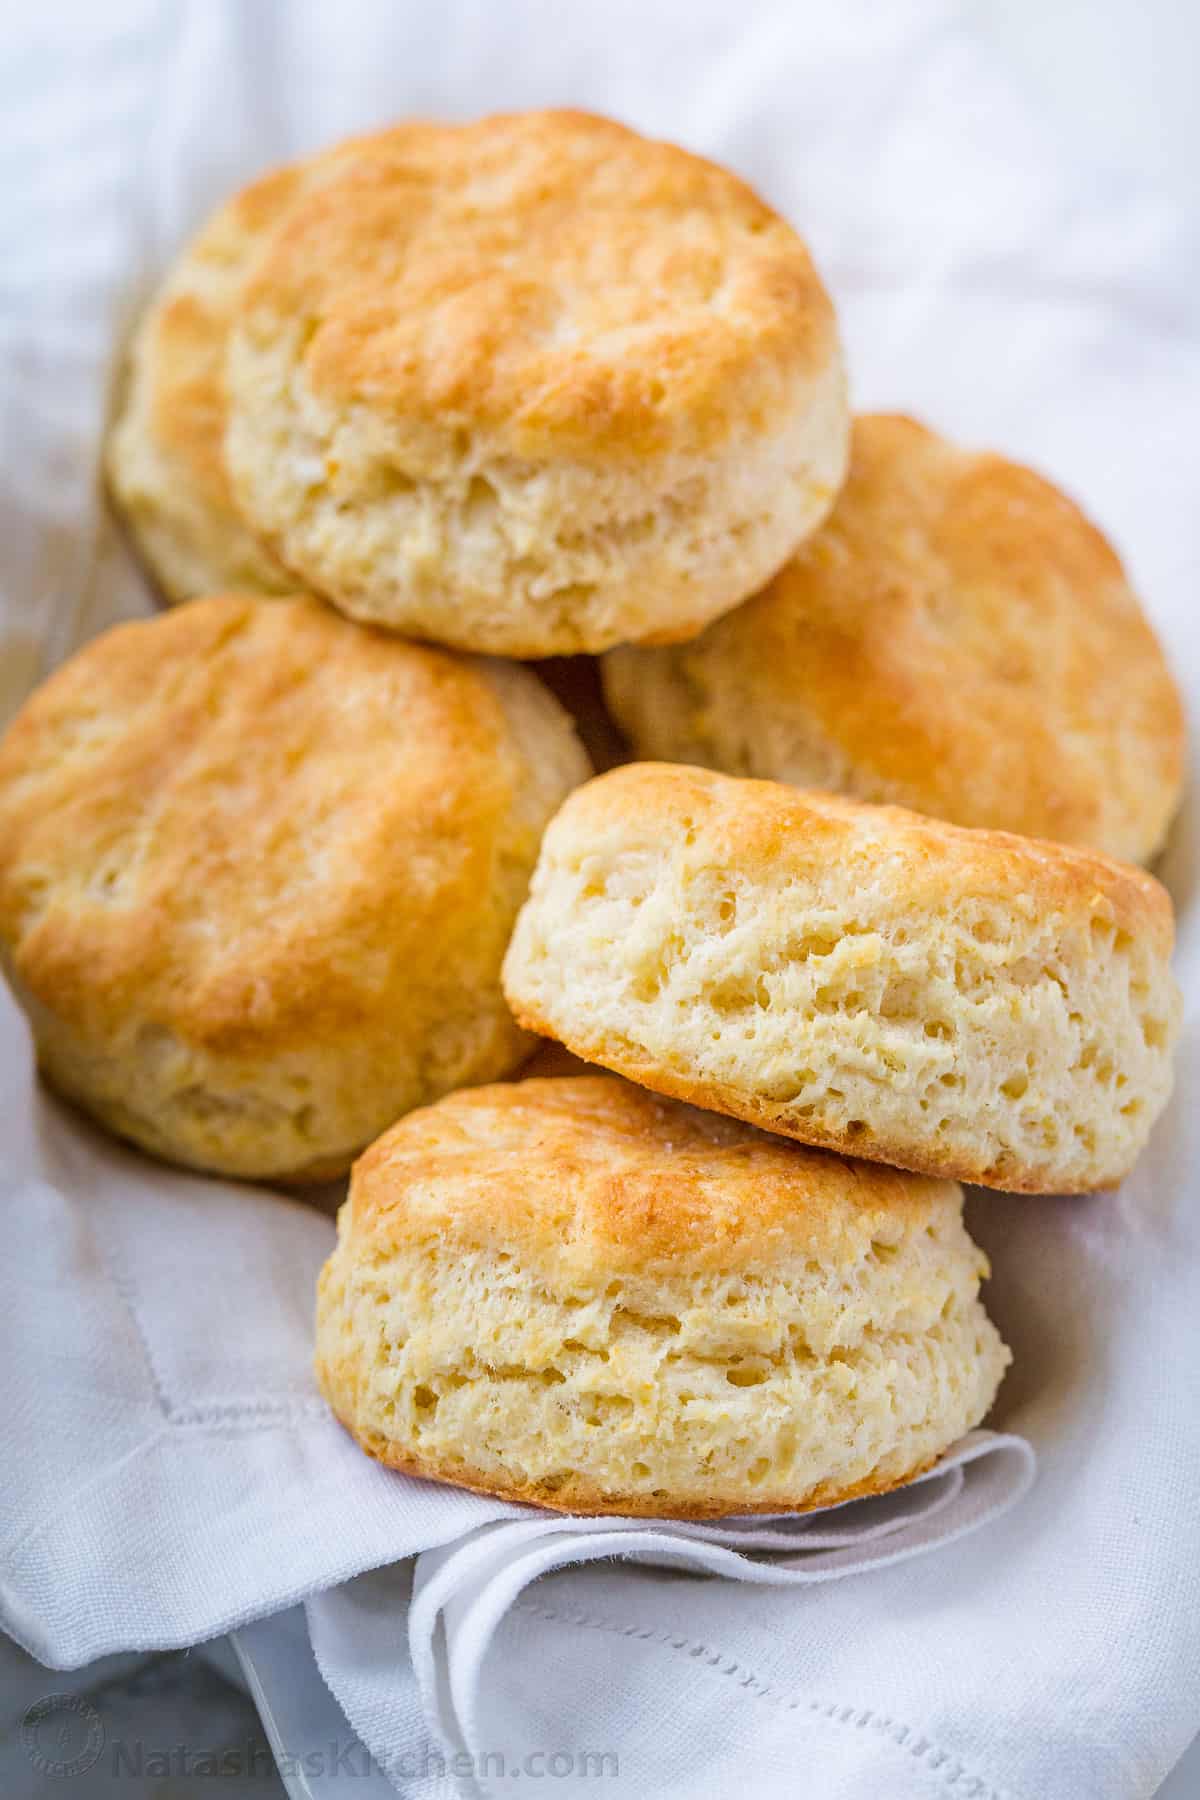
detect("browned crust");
top-left (505, 1001), bottom-right (1124, 1196)
top-left (346, 1075), bottom-right (956, 1273)
top-left (235, 110), bottom-right (840, 462)
top-left (325, 1402), bottom-right (942, 1520)
top-left (0, 595), bottom-right (524, 1053)
top-left (602, 413), bottom-right (1186, 863)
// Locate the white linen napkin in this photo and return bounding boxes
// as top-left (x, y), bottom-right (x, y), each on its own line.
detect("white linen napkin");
top-left (1, 2), bottom-right (1198, 1796)
top-left (302, 1436), bottom-right (1032, 1796)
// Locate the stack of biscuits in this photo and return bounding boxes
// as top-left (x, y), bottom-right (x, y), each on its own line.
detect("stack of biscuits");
top-left (0, 113), bottom-right (1184, 1518)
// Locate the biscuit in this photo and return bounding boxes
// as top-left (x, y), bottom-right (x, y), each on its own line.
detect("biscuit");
top-left (105, 134), bottom-right (393, 602)
top-left (225, 110), bottom-right (849, 656)
top-left (503, 765), bottom-right (1179, 1193)
top-left (315, 1075), bottom-right (1009, 1516)
top-left (603, 414), bottom-right (1185, 863)
top-left (0, 594), bottom-right (589, 1180)
top-left (105, 164), bottom-right (305, 600)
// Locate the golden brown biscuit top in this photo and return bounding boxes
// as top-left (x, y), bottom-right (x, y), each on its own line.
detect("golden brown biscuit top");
top-left (546, 763), bottom-right (1176, 952)
top-left (695, 413), bottom-right (1184, 855)
top-left (0, 594), bottom-right (546, 1053)
top-left (234, 110), bottom-right (839, 460)
top-left (348, 1074), bottom-right (959, 1275)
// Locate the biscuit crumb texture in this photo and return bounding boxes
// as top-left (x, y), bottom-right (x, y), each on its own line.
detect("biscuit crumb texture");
top-left (503, 766), bottom-right (1179, 1193)
top-left (602, 414), bottom-right (1185, 863)
top-left (0, 594), bottom-right (590, 1179)
top-left (316, 1077), bottom-right (1009, 1515)
top-left (226, 112), bottom-right (848, 655)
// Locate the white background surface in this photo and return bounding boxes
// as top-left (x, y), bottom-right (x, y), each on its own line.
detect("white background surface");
top-left (971, 0), bottom-right (1198, 211)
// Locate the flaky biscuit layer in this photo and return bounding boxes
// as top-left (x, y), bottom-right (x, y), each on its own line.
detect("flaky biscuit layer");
top-left (503, 765), bottom-right (1179, 1193)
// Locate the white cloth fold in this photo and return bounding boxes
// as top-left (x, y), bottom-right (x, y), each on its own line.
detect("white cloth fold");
top-left (305, 1434), bottom-right (1033, 1795)
top-left (1, 2), bottom-right (1199, 1795)
top-left (0, 1057), bottom-right (523, 1667)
